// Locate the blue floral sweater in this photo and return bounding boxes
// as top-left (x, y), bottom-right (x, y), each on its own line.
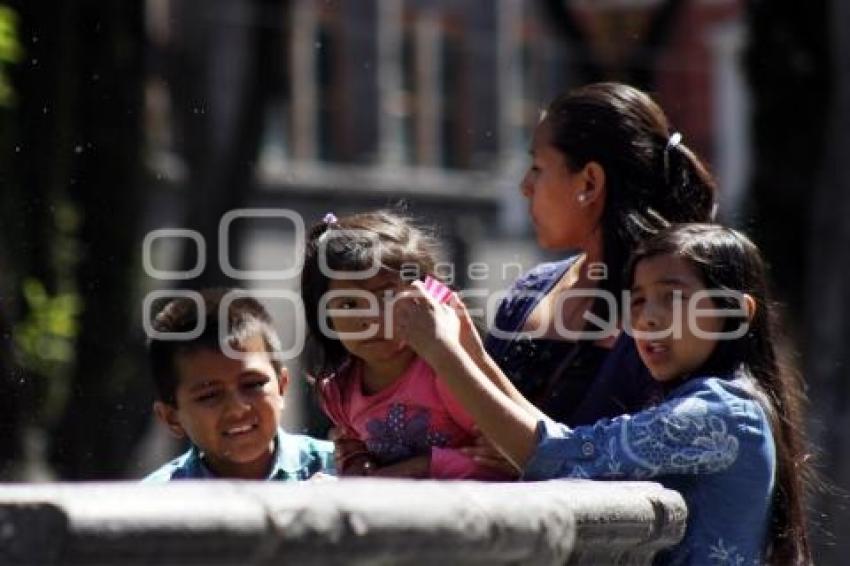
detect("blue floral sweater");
top-left (524, 375), bottom-right (776, 565)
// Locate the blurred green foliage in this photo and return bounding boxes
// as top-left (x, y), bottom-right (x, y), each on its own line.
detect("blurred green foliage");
top-left (0, 5), bottom-right (22, 106)
top-left (13, 278), bottom-right (80, 420)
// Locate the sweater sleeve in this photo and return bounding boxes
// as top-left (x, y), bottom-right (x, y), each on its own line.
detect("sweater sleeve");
top-left (523, 382), bottom-right (752, 481)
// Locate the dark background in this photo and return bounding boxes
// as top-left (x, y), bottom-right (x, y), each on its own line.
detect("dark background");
top-left (1, 0), bottom-right (847, 561)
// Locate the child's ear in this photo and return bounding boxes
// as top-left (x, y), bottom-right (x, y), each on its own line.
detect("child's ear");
top-left (153, 401), bottom-right (187, 439)
top-left (742, 293), bottom-right (757, 322)
top-left (277, 366), bottom-right (290, 396)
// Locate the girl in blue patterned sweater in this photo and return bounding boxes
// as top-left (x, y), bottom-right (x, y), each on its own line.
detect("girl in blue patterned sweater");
top-left (395, 224), bottom-right (812, 565)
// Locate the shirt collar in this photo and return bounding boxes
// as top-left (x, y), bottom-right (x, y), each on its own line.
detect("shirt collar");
top-left (188, 428), bottom-right (299, 480)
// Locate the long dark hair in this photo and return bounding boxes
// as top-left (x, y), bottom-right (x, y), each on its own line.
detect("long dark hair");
top-left (543, 82), bottom-right (717, 307)
top-left (626, 224), bottom-right (812, 564)
top-left (300, 209), bottom-right (440, 376)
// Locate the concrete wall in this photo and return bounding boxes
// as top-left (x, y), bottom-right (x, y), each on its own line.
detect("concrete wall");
top-left (0, 479), bottom-right (686, 565)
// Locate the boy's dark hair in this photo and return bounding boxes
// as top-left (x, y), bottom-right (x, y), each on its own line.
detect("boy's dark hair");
top-left (626, 224), bottom-right (813, 565)
top-left (300, 209), bottom-right (441, 377)
top-left (148, 288), bottom-right (284, 406)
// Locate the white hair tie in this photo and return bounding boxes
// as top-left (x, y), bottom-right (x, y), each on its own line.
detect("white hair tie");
top-left (664, 132), bottom-right (683, 184)
top-left (666, 132), bottom-right (683, 152)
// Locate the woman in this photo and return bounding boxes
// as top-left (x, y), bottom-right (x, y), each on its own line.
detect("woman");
top-left (483, 82), bottom-right (716, 428)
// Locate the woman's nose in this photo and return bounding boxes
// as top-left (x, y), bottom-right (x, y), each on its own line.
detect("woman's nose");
top-left (520, 173), bottom-right (533, 198)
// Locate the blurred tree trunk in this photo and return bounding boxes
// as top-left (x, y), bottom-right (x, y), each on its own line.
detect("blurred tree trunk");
top-left (803, 0), bottom-right (850, 561)
top-left (744, 0), bottom-right (831, 322)
top-left (0, 307), bottom-right (23, 476)
top-left (1, 0), bottom-right (77, 477)
top-left (4, 2), bottom-right (64, 294)
top-left (170, 0), bottom-right (287, 288)
top-left (42, 1), bottom-right (148, 479)
top-left (0, 4), bottom-right (24, 476)
top-left (746, 0), bottom-right (848, 561)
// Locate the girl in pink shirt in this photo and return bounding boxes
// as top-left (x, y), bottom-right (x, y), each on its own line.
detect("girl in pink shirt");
top-left (300, 210), bottom-right (511, 480)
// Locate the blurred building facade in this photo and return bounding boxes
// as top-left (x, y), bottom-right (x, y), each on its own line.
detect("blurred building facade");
top-left (144, 0), bottom-right (747, 221)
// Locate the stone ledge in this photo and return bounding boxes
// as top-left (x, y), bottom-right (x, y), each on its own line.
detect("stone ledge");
top-left (0, 479), bottom-right (686, 565)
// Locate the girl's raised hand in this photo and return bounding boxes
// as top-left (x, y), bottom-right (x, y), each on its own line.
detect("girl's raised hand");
top-left (447, 292), bottom-right (487, 362)
top-left (393, 280), bottom-right (462, 361)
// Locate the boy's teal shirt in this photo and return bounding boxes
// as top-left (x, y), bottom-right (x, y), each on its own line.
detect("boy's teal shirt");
top-left (143, 428), bottom-right (335, 481)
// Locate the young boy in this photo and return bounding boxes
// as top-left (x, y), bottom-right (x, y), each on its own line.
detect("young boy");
top-left (143, 288), bottom-right (334, 481)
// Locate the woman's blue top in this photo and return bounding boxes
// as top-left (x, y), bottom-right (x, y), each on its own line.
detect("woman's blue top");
top-left (484, 257), bottom-right (661, 426)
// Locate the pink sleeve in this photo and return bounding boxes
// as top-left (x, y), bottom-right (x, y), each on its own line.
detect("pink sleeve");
top-left (429, 447), bottom-right (512, 480)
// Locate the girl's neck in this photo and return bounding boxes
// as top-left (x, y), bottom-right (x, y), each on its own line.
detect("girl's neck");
top-left (360, 350), bottom-right (417, 394)
top-left (660, 373), bottom-right (692, 396)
